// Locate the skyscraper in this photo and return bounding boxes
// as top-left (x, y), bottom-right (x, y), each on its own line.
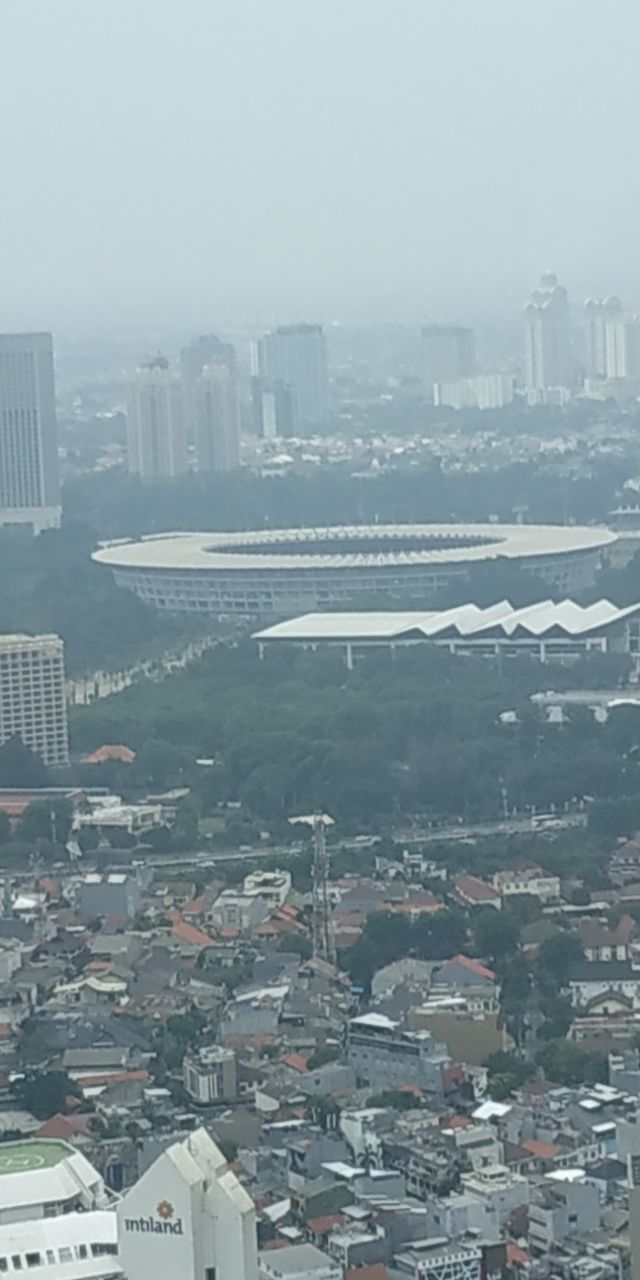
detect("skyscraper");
top-left (256, 323), bottom-right (328, 429)
top-left (194, 360), bottom-right (241, 471)
top-left (180, 334), bottom-right (236, 442)
top-left (0, 633), bottom-right (69, 767)
top-left (117, 1127), bottom-right (258, 1280)
top-left (421, 325), bottom-right (476, 401)
top-left (584, 297), bottom-right (623, 379)
top-left (524, 272), bottom-right (572, 391)
top-left (126, 356), bottom-right (186, 479)
top-left (0, 332), bottom-right (60, 533)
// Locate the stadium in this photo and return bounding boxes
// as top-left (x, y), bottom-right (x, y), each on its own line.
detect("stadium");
top-left (92, 523), bottom-right (617, 618)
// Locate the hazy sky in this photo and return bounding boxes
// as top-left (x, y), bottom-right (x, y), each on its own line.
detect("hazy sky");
top-left (2, 0), bottom-right (639, 332)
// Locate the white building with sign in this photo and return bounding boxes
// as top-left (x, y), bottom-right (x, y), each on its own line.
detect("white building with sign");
top-left (117, 1127), bottom-right (258, 1280)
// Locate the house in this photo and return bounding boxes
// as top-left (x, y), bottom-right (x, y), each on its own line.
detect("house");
top-left (492, 865), bottom-right (560, 904)
top-left (209, 890), bottom-right (270, 933)
top-left (454, 876), bottom-right (501, 910)
top-left (576, 914), bottom-right (635, 962)
top-left (567, 961), bottom-right (640, 1008)
top-left (244, 871), bottom-right (292, 908)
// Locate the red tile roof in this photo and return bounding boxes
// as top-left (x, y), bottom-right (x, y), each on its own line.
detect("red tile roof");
top-left (83, 744), bottom-right (136, 764)
top-left (455, 874), bottom-right (501, 903)
top-left (282, 1052), bottom-right (308, 1074)
top-left (171, 919), bottom-right (217, 948)
top-left (521, 1138), bottom-right (559, 1159)
top-left (345, 1267), bottom-right (390, 1280)
top-left (307, 1214), bottom-right (345, 1234)
top-left (36, 1113), bottom-right (92, 1139)
top-left (441, 954), bottom-right (496, 981)
top-left (78, 1069), bottom-right (149, 1088)
top-left (182, 897), bottom-right (206, 917)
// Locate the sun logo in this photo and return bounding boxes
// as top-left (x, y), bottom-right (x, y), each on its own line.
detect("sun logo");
top-left (157, 1201), bottom-right (174, 1220)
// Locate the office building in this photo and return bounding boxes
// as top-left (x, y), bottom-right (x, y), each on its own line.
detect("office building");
top-left (524, 272), bottom-right (571, 392)
top-left (605, 312), bottom-right (640, 380)
top-left (194, 361), bottom-right (241, 471)
top-left (421, 325), bottom-right (476, 401)
top-left (0, 332), bottom-right (60, 533)
top-left (251, 376), bottom-right (294, 439)
top-left (434, 374), bottom-right (514, 411)
top-left (117, 1126), bottom-right (258, 1280)
top-left (183, 1045), bottom-right (237, 1104)
top-left (256, 324), bottom-right (328, 429)
top-left (78, 872), bottom-right (142, 922)
top-left (347, 1012), bottom-right (451, 1098)
top-left (0, 1137), bottom-right (120, 1279)
top-left (126, 356), bottom-right (186, 479)
top-left (181, 335), bottom-right (236, 442)
top-left (0, 634), bottom-right (69, 767)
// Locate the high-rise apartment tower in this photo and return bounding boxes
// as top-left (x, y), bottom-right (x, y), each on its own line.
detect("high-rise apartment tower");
top-left (194, 361), bottom-right (241, 472)
top-left (256, 324), bottom-right (328, 429)
top-left (524, 273), bottom-right (572, 391)
top-left (126, 356), bottom-right (186, 480)
top-left (0, 634), bottom-right (69, 767)
top-left (0, 332), bottom-right (60, 533)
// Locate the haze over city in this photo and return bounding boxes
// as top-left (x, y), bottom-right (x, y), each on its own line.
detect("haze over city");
top-left (3, 0), bottom-right (640, 331)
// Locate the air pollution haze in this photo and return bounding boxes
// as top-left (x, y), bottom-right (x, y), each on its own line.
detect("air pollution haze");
top-left (1, 0), bottom-right (639, 330)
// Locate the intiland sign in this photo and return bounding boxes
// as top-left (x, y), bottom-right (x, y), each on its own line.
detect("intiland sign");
top-left (124, 1200), bottom-right (184, 1235)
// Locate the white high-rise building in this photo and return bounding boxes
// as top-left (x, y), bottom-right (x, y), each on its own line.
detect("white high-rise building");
top-left (584, 297), bottom-right (623, 379)
top-left (421, 325), bottom-right (476, 401)
top-left (0, 332), bottom-right (60, 533)
top-left (524, 272), bottom-right (572, 392)
top-left (434, 374), bottom-right (514, 411)
top-left (0, 634), bottom-right (69, 767)
top-left (126, 357), bottom-right (186, 479)
top-left (181, 335), bottom-right (236, 444)
top-left (194, 361), bottom-right (241, 472)
top-left (117, 1127), bottom-right (258, 1280)
top-left (256, 324), bottom-right (328, 429)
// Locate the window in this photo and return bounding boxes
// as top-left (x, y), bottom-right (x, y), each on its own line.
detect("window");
top-left (76, 1246), bottom-right (87, 1260)
top-left (25, 1255), bottom-right (40, 1269)
top-left (58, 1249), bottom-right (72, 1264)
top-left (11, 1258), bottom-right (21, 1271)
top-left (0, 1260), bottom-right (7, 1273)
top-left (205, 1269), bottom-right (216, 1280)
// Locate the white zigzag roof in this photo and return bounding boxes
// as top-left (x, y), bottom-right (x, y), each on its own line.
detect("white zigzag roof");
top-left (254, 600), bottom-right (640, 643)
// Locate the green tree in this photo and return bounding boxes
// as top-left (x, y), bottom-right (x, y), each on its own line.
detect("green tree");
top-left (474, 909), bottom-right (519, 961)
top-left (537, 932), bottom-right (584, 986)
top-left (0, 737), bottom-right (49, 788)
top-left (367, 1089), bottom-right (422, 1110)
top-left (14, 1071), bottom-right (82, 1120)
top-left (18, 799), bottom-right (72, 845)
top-left (535, 1039), bottom-right (607, 1087)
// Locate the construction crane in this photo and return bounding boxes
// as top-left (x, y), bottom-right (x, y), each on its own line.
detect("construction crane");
top-left (312, 815), bottom-right (335, 965)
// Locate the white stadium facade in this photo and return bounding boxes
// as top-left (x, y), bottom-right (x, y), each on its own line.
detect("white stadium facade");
top-left (92, 523), bottom-right (616, 618)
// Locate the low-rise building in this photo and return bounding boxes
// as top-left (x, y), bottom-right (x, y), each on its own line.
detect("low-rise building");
top-left (183, 1045), bottom-right (237, 1104)
top-left (259, 1243), bottom-right (342, 1280)
top-left (460, 1164), bottom-right (529, 1224)
top-left (492, 867), bottom-right (560, 904)
top-left (78, 874), bottom-right (142, 923)
top-left (347, 1013), bottom-right (452, 1098)
top-left (529, 1171), bottom-right (601, 1254)
top-left (243, 871), bottom-right (292, 908)
top-left (209, 890), bottom-right (270, 933)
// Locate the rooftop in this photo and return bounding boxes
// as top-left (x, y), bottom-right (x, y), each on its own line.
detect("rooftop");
top-left (0, 1140), bottom-right (72, 1176)
top-left (94, 523), bottom-right (616, 574)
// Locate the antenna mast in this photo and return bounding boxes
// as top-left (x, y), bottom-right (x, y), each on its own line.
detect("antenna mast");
top-left (312, 815), bottom-right (335, 965)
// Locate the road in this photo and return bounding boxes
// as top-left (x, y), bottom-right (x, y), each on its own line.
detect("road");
top-left (141, 811), bottom-right (586, 868)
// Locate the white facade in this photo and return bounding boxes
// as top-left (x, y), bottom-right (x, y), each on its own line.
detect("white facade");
top-left (434, 374), bottom-right (514, 411)
top-left (243, 870), bottom-right (292, 907)
top-left (492, 869), bottom-right (560, 903)
top-left (209, 890), bottom-right (270, 932)
top-left (126, 358), bottom-right (186, 479)
top-left (257, 324), bottom-right (328, 427)
top-left (194, 361), bottom-right (241, 472)
top-left (0, 1211), bottom-right (120, 1280)
top-left (0, 332), bottom-right (60, 532)
top-left (183, 1046), bottom-right (237, 1104)
top-left (0, 634), bottom-right (69, 766)
top-left (117, 1127), bottom-right (258, 1280)
top-left (584, 298), bottom-right (623, 379)
top-left (524, 272), bottom-right (571, 390)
